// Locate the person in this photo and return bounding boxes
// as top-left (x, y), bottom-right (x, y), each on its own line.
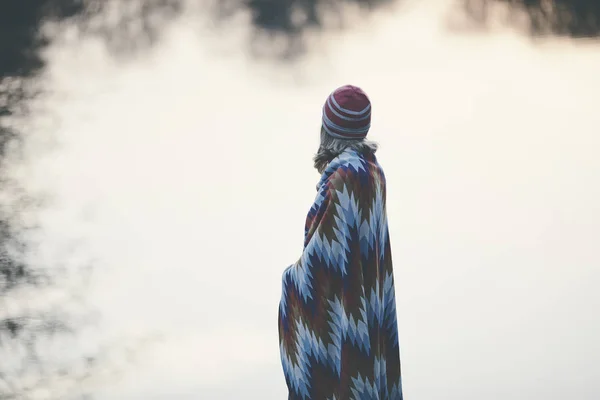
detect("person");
top-left (278, 85), bottom-right (403, 399)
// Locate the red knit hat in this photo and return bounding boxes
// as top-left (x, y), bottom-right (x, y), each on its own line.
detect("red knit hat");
top-left (322, 85), bottom-right (371, 139)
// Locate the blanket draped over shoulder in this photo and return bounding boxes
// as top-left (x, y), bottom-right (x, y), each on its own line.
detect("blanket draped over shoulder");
top-left (279, 149), bottom-right (403, 400)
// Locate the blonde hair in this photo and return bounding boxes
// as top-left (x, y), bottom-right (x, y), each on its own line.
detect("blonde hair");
top-left (313, 126), bottom-right (378, 173)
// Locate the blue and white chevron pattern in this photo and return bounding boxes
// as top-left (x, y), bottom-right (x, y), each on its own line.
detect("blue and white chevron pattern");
top-left (279, 149), bottom-right (403, 400)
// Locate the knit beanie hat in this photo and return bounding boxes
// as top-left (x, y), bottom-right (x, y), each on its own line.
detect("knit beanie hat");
top-left (322, 85), bottom-right (371, 139)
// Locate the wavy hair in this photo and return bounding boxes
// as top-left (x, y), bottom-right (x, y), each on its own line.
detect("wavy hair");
top-left (313, 126), bottom-right (378, 173)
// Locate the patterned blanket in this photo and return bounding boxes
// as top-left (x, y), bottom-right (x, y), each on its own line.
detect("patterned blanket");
top-left (279, 149), bottom-right (403, 400)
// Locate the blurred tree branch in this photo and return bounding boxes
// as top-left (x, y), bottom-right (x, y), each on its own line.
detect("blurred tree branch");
top-left (464, 0), bottom-right (600, 37)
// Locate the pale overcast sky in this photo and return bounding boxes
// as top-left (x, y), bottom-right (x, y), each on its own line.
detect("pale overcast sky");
top-left (8, 1), bottom-right (600, 399)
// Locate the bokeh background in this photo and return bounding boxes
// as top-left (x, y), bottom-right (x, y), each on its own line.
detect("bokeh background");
top-left (1, 0), bottom-right (599, 399)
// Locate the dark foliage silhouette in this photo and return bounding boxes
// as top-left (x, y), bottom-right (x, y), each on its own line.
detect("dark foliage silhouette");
top-left (216, 0), bottom-right (396, 34)
top-left (1, 1), bottom-right (183, 397)
top-left (2, 0), bottom-right (598, 86)
top-left (466, 0), bottom-right (600, 37)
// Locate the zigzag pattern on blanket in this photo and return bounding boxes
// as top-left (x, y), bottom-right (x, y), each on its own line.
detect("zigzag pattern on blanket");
top-left (279, 149), bottom-right (403, 400)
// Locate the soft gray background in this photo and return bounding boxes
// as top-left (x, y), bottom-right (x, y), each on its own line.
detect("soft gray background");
top-left (9, 1), bottom-right (600, 399)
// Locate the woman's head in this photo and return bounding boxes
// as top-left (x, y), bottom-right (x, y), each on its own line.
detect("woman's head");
top-left (314, 84), bottom-right (378, 173)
